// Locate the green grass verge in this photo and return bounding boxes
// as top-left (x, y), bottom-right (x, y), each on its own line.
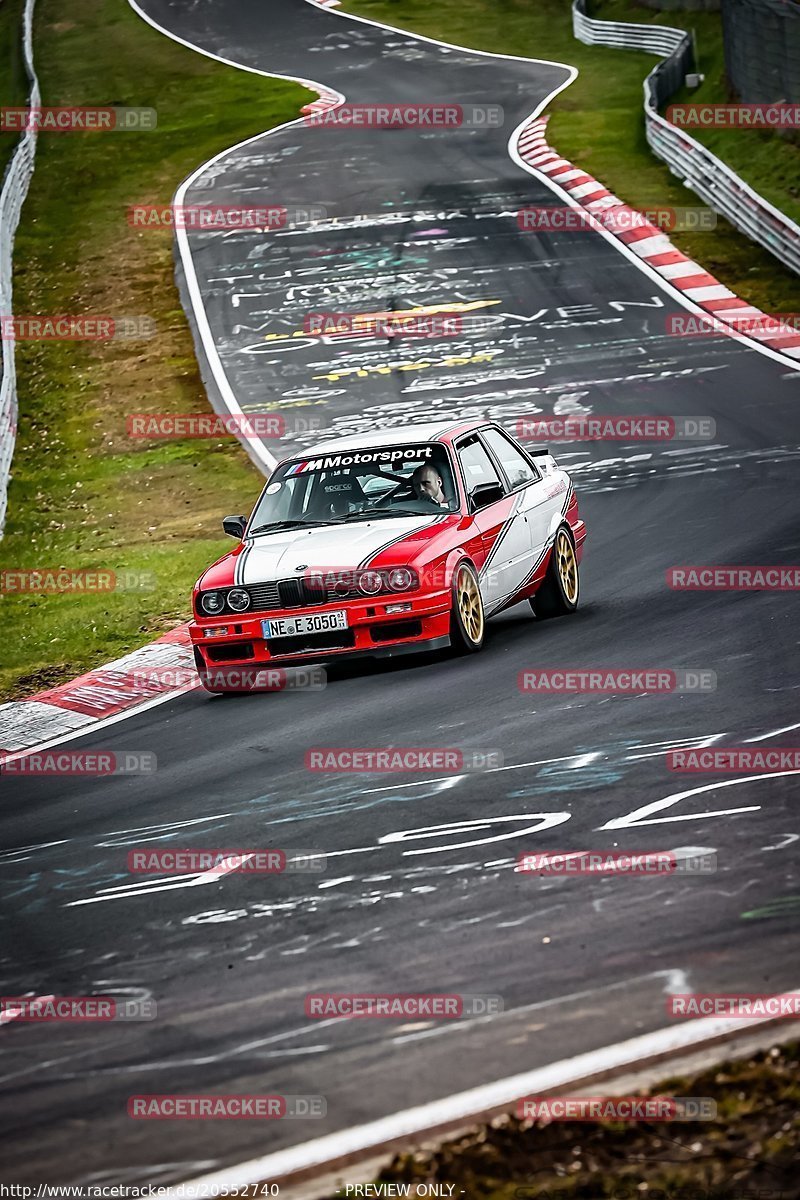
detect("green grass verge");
top-left (594, 0), bottom-right (800, 228)
top-left (0, 0), bottom-right (312, 701)
top-left (328, 1039), bottom-right (800, 1198)
top-left (342, 0), bottom-right (800, 315)
top-left (0, 0), bottom-right (30, 181)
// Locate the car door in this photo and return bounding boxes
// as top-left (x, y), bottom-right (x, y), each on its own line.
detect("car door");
top-left (479, 427), bottom-right (553, 601)
top-left (455, 433), bottom-right (521, 613)
top-left (479, 427), bottom-right (554, 561)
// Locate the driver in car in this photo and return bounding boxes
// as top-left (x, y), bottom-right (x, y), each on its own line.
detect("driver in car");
top-left (411, 463), bottom-right (449, 508)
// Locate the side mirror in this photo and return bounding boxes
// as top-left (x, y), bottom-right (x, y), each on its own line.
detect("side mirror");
top-left (469, 482), bottom-right (504, 511)
top-left (222, 514), bottom-right (247, 539)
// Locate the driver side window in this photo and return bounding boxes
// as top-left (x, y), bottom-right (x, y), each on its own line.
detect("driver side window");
top-left (457, 435), bottom-right (503, 496)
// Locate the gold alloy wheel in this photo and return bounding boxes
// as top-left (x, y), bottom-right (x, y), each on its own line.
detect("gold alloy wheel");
top-left (457, 565), bottom-right (484, 644)
top-left (555, 529), bottom-right (578, 604)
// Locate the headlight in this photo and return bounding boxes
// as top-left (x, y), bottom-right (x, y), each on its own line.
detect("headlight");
top-left (358, 570), bottom-right (383, 596)
top-left (201, 591), bottom-right (225, 615)
top-left (226, 587), bottom-right (251, 612)
top-left (387, 567), bottom-right (415, 592)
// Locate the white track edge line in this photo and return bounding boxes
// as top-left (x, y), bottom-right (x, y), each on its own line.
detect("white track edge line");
top-left (509, 126), bottom-right (800, 372)
top-left (318, 0), bottom-right (799, 371)
top-left (29, 0), bottom-right (767, 763)
top-left (0, 683), bottom-right (200, 762)
top-left (126, 0), bottom-right (581, 480)
top-left (177, 1004), bottom-right (800, 1189)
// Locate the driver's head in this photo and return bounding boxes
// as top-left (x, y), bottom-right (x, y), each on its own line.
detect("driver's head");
top-left (411, 464), bottom-right (446, 505)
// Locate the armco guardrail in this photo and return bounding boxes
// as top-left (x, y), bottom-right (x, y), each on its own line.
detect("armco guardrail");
top-left (572, 0), bottom-right (800, 279)
top-left (0, 0), bottom-right (40, 538)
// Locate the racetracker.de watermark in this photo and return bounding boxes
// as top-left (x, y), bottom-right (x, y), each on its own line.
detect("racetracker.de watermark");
top-left (134, 665), bottom-right (326, 691)
top-left (304, 311), bottom-right (464, 338)
top-left (126, 413), bottom-right (317, 439)
top-left (195, 666), bottom-right (328, 692)
top-left (518, 669), bottom-right (716, 693)
top-left (304, 748), bottom-right (502, 771)
top-left (517, 850), bottom-right (717, 875)
top-left (515, 416), bottom-right (715, 442)
top-left (0, 316), bottom-right (155, 340)
top-left (517, 1095), bottom-right (717, 1121)
top-left (127, 849), bottom-right (326, 873)
top-left (128, 1094), bottom-right (326, 1119)
top-left (0, 996), bottom-right (155, 1021)
top-left (667, 566), bottom-right (800, 590)
top-left (0, 751), bottom-right (156, 776)
top-left (303, 103), bottom-right (503, 129)
top-left (305, 993), bottom-right (503, 1018)
top-left (1, 569), bottom-right (155, 594)
top-left (666, 102), bottom-right (800, 129)
top-left (0, 106), bottom-right (157, 131)
top-left (666, 747), bottom-right (800, 772)
top-left (666, 313), bottom-right (800, 339)
top-left (517, 205), bottom-right (716, 233)
top-left (127, 203), bottom-right (328, 230)
top-left (667, 993), bottom-right (800, 1018)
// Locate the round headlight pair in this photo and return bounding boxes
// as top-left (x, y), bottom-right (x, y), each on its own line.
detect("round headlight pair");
top-left (200, 588), bottom-right (251, 615)
top-left (356, 568), bottom-right (415, 596)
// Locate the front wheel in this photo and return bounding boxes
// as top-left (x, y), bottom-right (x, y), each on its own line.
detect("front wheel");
top-left (531, 525), bottom-right (580, 619)
top-left (450, 561), bottom-right (485, 654)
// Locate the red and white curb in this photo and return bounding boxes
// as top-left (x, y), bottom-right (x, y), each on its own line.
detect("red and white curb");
top-left (0, 624), bottom-right (198, 758)
top-left (516, 115), bottom-right (800, 361)
top-left (300, 87), bottom-right (340, 117)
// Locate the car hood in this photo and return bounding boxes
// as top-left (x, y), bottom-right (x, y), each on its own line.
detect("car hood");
top-left (207, 515), bottom-right (449, 588)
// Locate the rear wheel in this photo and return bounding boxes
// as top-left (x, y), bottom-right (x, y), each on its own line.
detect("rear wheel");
top-left (531, 525), bottom-right (579, 619)
top-left (450, 561), bottom-right (485, 654)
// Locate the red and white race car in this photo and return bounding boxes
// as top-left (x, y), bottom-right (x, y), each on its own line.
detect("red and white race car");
top-left (190, 420), bottom-right (586, 692)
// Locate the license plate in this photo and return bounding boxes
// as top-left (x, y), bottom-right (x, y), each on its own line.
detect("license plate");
top-left (262, 609), bottom-right (349, 639)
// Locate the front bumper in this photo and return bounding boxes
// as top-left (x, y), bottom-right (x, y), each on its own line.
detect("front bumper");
top-left (190, 589), bottom-right (452, 671)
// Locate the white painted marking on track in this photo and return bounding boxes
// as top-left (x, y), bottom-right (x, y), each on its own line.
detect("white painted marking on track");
top-left (597, 771), bottom-right (800, 830)
top-left (64, 856), bottom-right (252, 907)
top-left (761, 833), bottom-right (799, 851)
top-left (745, 722), bottom-right (800, 743)
top-left (179, 979), bottom-right (800, 1191)
top-left (379, 813), bottom-right (572, 855)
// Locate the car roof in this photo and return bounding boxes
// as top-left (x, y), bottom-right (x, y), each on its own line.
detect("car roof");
top-left (298, 420), bottom-right (482, 457)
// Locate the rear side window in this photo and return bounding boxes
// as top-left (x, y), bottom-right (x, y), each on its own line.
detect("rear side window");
top-left (482, 428), bottom-right (539, 489)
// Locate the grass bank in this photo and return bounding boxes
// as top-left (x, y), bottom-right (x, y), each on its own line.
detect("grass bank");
top-left (329, 1039), bottom-right (800, 1198)
top-left (0, 0), bottom-right (29, 177)
top-left (343, 0), bottom-right (800, 316)
top-left (594, 0), bottom-right (800, 228)
top-left (0, 0), bottom-right (311, 700)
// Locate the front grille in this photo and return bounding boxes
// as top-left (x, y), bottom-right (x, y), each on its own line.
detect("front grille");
top-left (268, 630), bottom-right (355, 656)
top-left (245, 580), bottom-right (281, 611)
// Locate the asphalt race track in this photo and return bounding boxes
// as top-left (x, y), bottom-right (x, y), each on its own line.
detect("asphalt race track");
top-left (1, 0), bottom-right (798, 1183)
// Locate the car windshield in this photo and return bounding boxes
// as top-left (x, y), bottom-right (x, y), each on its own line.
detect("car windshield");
top-left (248, 442), bottom-right (458, 531)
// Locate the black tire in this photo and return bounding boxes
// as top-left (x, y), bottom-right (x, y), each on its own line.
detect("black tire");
top-left (450, 560), bottom-right (485, 654)
top-left (531, 525), bottom-right (580, 620)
